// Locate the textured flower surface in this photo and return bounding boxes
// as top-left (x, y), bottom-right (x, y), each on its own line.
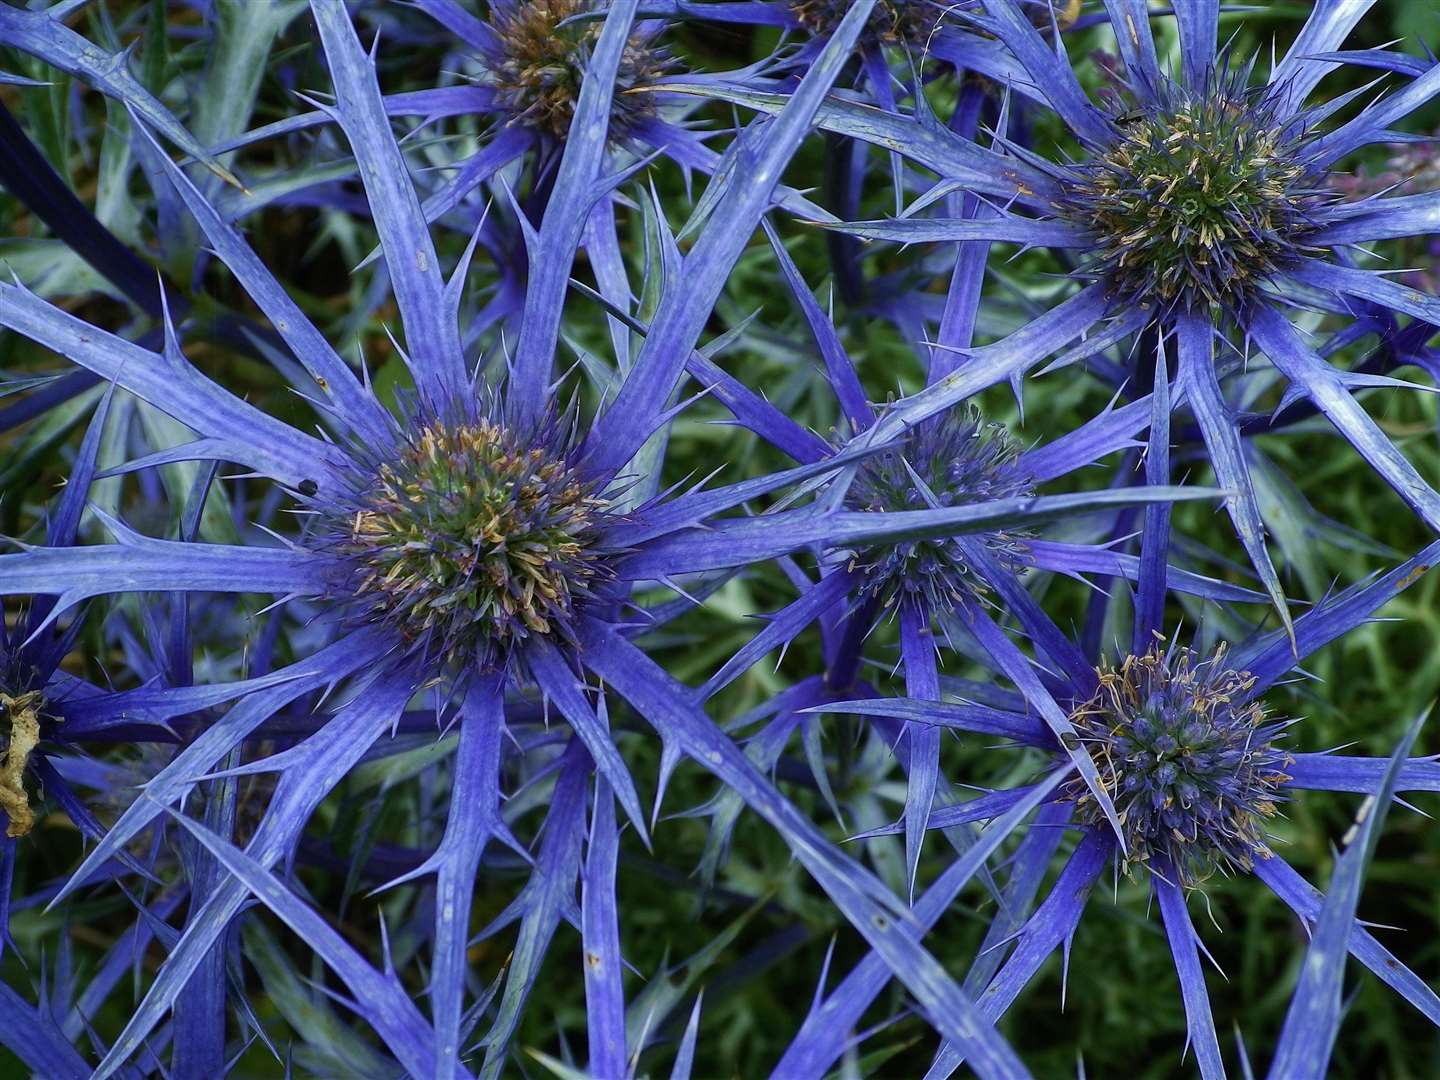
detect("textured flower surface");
top-left (211, 0), bottom-right (837, 280)
top-left (326, 417), bottom-right (613, 665)
top-left (1063, 644), bottom-right (1292, 882)
top-left (683, 221), bottom-right (1251, 901)
top-left (843, 406), bottom-right (1035, 612)
top-left (0, 3), bottom-right (1141, 1076)
top-left (790, 0), bottom-right (940, 46)
top-left (1061, 66), bottom-right (1328, 309)
top-left (485, 0), bottom-right (674, 137)
top-left (806, 542), bottom-right (1440, 1079)
top-left (4, 0), bottom-right (1440, 1076)
top-left (672, 0), bottom-right (1440, 642)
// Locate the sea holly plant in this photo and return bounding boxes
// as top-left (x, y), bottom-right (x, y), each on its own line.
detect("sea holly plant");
top-left (632, 0), bottom-right (1084, 103)
top-left (1, 0), bottom-right (1438, 1076)
top-left (669, 221), bottom-right (1247, 897)
top-left (217, 0), bottom-right (676, 214)
top-left (0, 0), bottom-right (1202, 1074)
top-left (626, 0), bottom-right (1073, 307)
top-left (187, 0), bottom-right (861, 444)
top-left (211, 0), bottom-right (832, 285)
top-left (660, 0), bottom-right (1440, 640)
top-left (795, 537), bottom-right (1440, 1079)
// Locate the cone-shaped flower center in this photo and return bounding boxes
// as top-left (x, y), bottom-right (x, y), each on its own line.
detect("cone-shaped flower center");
top-left (1069, 88), bottom-right (1323, 309)
top-left (790, 0), bottom-right (939, 45)
top-left (1064, 646), bottom-right (1292, 884)
top-left (339, 421), bottom-right (608, 668)
top-left (842, 406), bottom-right (1032, 613)
top-left (488, 0), bottom-right (671, 139)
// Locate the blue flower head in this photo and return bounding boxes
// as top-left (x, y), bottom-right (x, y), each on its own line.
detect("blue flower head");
top-left (482, 0), bottom-right (674, 139)
top-left (1062, 641), bottom-right (1292, 884)
top-left (805, 541), bottom-right (1440, 1078)
top-left (1062, 54), bottom-right (1334, 311)
top-left (691, 0), bottom-right (1440, 637)
top-left (0, 4), bottom-right (1059, 1074)
top-left (699, 217), bottom-right (1231, 899)
top-left (317, 407), bottom-right (618, 673)
top-left (791, 0), bottom-right (942, 46)
top-left (6, 1), bottom-right (1438, 1075)
top-left (843, 405), bottom-right (1034, 613)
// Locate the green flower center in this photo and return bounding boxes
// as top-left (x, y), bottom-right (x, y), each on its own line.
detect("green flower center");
top-left (1072, 97), bottom-right (1321, 308)
top-left (341, 421), bottom-right (607, 666)
top-left (488, 0), bottom-right (671, 139)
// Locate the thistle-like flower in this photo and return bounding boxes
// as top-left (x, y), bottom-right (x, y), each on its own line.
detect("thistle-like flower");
top-left (661, 0), bottom-right (1077, 56)
top-left (0, 4), bottom-right (1051, 1075)
top-left (7, 1), bottom-right (1436, 1076)
top-left (790, 0), bottom-right (941, 47)
top-left (673, 227), bottom-right (1230, 903)
top-left (213, 0), bottom-right (737, 243)
top-left (484, 0), bottom-right (674, 139)
top-left (323, 416), bottom-right (613, 670)
top-left (1061, 67), bottom-right (1330, 310)
top-left (1062, 644), bottom-right (1292, 884)
top-left (692, 0), bottom-right (1440, 637)
top-left (844, 406), bottom-right (1034, 613)
top-left (798, 542), bottom-right (1440, 1079)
